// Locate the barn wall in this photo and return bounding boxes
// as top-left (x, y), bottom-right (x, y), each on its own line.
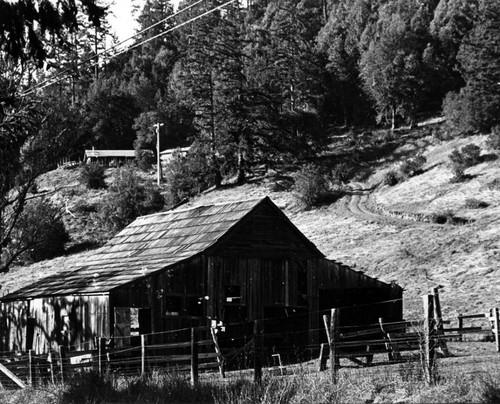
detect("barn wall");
top-left (1, 300), bottom-right (28, 353)
top-left (110, 256), bottom-right (206, 342)
top-left (307, 258), bottom-right (403, 344)
top-left (1, 295), bottom-right (109, 354)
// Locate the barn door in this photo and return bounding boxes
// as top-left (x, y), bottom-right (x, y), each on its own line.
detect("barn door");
top-left (114, 307), bottom-right (151, 348)
top-left (114, 307), bottom-right (131, 348)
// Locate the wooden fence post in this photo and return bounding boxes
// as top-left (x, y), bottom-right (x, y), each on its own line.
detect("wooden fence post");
top-left (458, 314), bottom-right (463, 342)
top-left (330, 308), bottom-right (339, 384)
top-left (98, 338), bottom-right (106, 376)
top-left (28, 349), bottom-right (33, 386)
top-left (422, 294), bottom-right (435, 385)
top-left (190, 328), bottom-right (199, 387)
top-left (59, 345), bottom-right (67, 384)
top-left (253, 319), bottom-right (263, 384)
top-left (48, 351), bottom-right (55, 384)
top-left (432, 287), bottom-right (450, 357)
top-left (493, 308), bottom-right (500, 353)
top-left (210, 327), bottom-right (226, 379)
top-left (141, 335), bottom-right (146, 376)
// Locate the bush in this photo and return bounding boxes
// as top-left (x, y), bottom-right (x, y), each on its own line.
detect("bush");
top-left (332, 162), bottom-right (354, 183)
top-left (487, 125), bottom-right (500, 150)
top-left (461, 144), bottom-right (481, 166)
top-left (81, 163), bottom-right (106, 189)
top-left (6, 198), bottom-right (69, 264)
top-left (135, 149), bottom-right (155, 171)
top-left (98, 166), bottom-right (165, 231)
top-left (293, 164), bottom-right (342, 209)
top-left (164, 145), bottom-right (218, 206)
top-left (449, 144), bottom-right (482, 182)
top-left (383, 170), bottom-right (401, 186)
top-left (400, 153), bottom-right (426, 177)
top-left (464, 198), bottom-right (489, 209)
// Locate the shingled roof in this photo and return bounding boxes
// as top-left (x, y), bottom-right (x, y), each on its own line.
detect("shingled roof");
top-left (3, 197), bottom-right (322, 300)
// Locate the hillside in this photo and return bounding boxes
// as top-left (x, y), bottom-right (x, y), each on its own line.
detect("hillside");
top-left (1, 129), bottom-right (499, 321)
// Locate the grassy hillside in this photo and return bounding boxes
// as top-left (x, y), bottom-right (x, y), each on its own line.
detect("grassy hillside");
top-left (2, 128), bottom-right (499, 322)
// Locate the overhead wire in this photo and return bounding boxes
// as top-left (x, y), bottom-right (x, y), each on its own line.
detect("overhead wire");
top-left (21, 0), bottom-right (234, 97)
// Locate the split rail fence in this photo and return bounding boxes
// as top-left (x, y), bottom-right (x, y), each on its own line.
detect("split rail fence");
top-left (1, 289), bottom-right (500, 389)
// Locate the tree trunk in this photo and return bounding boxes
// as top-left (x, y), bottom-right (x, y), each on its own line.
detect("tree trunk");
top-left (237, 145), bottom-right (246, 185)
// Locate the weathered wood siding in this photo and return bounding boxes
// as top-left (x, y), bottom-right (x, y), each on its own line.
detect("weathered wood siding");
top-left (307, 258), bottom-right (403, 344)
top-left (109, 256), bottom-right (206, 342)
top-left (1, 300), bottom-right (28, 353)
top-left (210, 202), bottom-right (320, 259)
top-left (1, 295), bottom-right (109, 354)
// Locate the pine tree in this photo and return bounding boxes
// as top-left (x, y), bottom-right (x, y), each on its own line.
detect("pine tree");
top-left (443, 0), bottom-right (500, 132)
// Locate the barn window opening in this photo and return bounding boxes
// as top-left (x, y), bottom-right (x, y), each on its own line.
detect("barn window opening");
top-left (186, 296), bottom-right (203, 317)
top-left (225, 285), bottom-right (241, 303)
top-left (165, 296), bottom-right (182, 316)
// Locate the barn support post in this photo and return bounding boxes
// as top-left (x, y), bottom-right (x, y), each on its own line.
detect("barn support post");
top-left (492, 308), bottom-right (500, 353)
top-left (28, 349), bottom-right (33, 386)
top-left (253, 319), bottom-right (263, 384)
top-left (141, 335), bottom-right (146, 376)
top-left (48, 351), bottom-right (55, 384)
top-left (432, 287), bottom-right (450, 357)
top-left (190, 328), bottom-right (199, 387)
top-left (422, 294), bottom-right (436, 385)
top-left (59, 345), bottom-right (67, 384)
top-left (330, 309), bottom-right (340, 384)
top-left (98, 338), bottom-right (106, 376)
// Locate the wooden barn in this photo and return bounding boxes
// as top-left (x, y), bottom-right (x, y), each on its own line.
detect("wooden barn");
top-left (0, 197), bottom-right (402, 356)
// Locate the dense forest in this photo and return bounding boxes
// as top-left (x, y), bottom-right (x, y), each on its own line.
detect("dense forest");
top-left (0, 0), bottom-right (499, 270)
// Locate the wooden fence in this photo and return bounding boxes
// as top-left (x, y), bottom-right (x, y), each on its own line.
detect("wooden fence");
top-left (1, 290), bottom-right (500, 389)
top-left (0, 326), bottom-right (224, 389)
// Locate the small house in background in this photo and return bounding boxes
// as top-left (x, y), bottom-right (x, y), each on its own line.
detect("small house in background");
top-left (84, 148), bottom-right (136, 166)
top-left (0, 197), bottom-right (402, 356)
top-left (160, 147), bottom-right (190, 167)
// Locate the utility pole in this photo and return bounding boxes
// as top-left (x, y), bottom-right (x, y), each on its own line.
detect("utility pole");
top-left (154, 123), bottom-right (164, 186)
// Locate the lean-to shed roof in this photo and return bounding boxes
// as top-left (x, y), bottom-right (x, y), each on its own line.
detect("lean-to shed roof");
top-left (2, 197), bottom-right (321, 300)
top-left (84, 150), bottom-right (136, 158)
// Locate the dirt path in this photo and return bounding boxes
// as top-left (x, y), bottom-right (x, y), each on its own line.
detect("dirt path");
top-left (343, 182), bottom-right (424, 226)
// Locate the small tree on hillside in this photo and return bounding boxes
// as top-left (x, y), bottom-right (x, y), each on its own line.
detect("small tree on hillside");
top-left (2, 198), bottom-right (69, 267)
top-left (98, 166), bottom-right (164, 231)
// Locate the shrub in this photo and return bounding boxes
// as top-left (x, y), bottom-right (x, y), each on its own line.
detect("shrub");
top-left (135, 149), bottom-right (155, 171)
top-left (164, 145), bottom-right (218, 206)
top-left (383, 170), bottom-right (400, 186)
top-left (464, 198), bottom-right (489, 209)
top-left (81, 163), bottom-right (106, 189)
top-left (487, 125), bottom-right (500, 150)
top-left (449, 144), bottom-right (481, 182)
top-left (98, 166), bottom-right (165, 231)
top-left (332, 162), bottom-right (354, 183)
top-left (431, 210), bottom-right (456, 224)
top-left (400, 153), bottom-right (426, 177)
top-left (293, 164), bottom-right (342, 209)
top-left (461, 144), bottom-right (481, 166)
top-left (6, 198), bottom-right (69, 264)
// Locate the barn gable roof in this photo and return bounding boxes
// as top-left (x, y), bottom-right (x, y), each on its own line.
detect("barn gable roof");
top-left (2, 197), bottom-right (323, 300)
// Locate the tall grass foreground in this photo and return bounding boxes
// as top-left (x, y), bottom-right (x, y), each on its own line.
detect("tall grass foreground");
top-left (2, 365), bottom-right (500, 404)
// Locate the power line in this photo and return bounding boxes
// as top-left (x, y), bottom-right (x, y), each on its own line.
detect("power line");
top-left (20, 0), bottom-right (215, 97)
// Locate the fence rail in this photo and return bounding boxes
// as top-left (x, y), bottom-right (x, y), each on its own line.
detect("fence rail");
top-left (1, 289), bottom-right (499, 390)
